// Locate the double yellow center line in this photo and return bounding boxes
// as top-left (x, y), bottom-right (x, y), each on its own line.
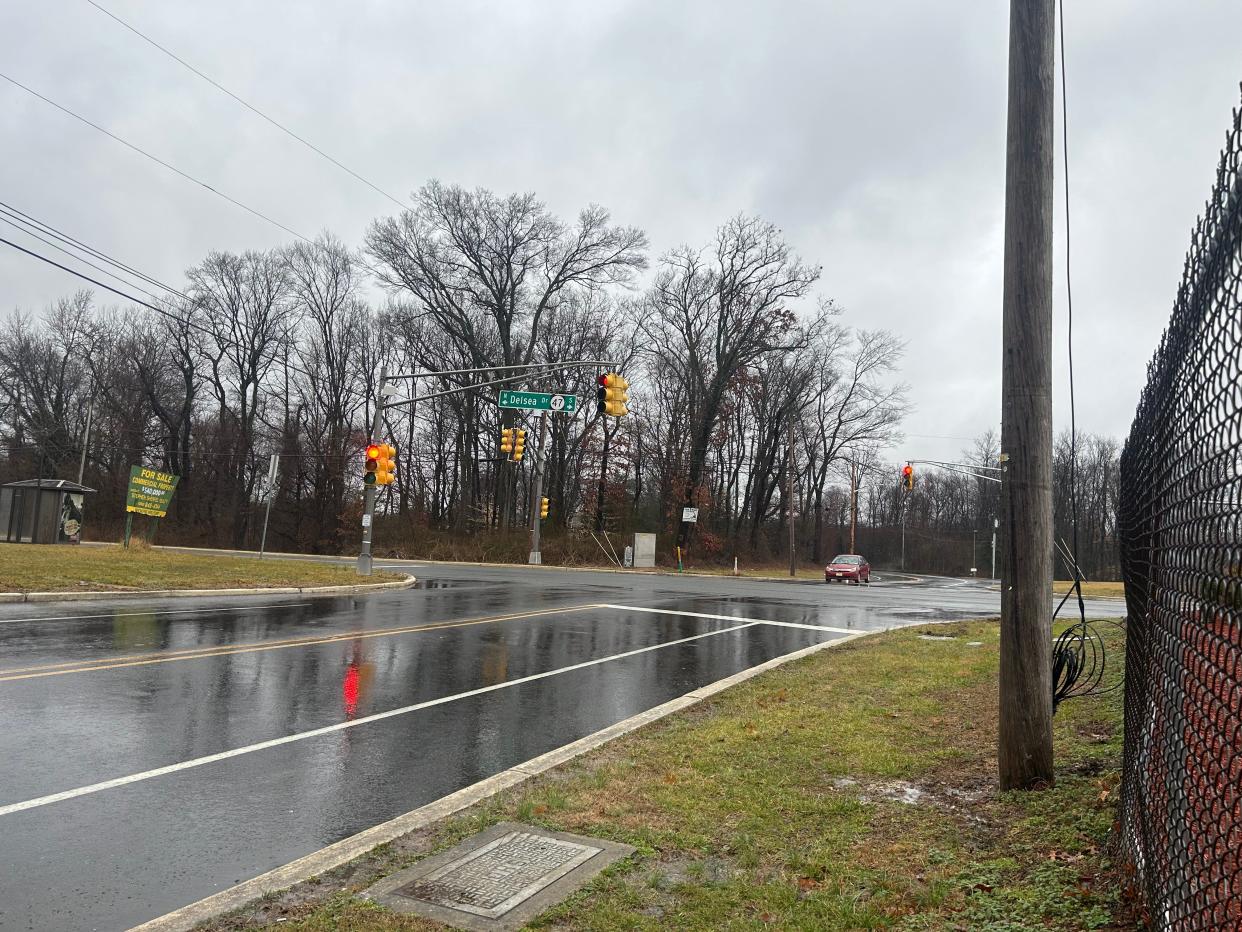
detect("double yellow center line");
top-left (0, 603), bottom-right (602, 683)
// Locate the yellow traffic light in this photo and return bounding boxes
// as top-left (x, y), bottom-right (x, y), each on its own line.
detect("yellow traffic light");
top-left (377, 443), bottom-right (397, 485)
top-left (500, 428), bottom-right (514, 454)
top-left (540, 496), bottom-right (549, 519)
top-left (597, 372), bottom-right (629, 417)
top-left (512, 428), bottom-right (526, 462)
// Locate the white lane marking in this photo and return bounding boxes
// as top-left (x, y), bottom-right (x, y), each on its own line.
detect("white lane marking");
top-left (0, 601), bottom-right (314, 626)
top-left (0, 622), bottom-right (755, 818)
top-left (598, 603), bottom-right (857, 636)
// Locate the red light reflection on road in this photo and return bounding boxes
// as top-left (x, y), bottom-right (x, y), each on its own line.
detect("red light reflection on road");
top-left (343, 662), bottom-right (360, 719)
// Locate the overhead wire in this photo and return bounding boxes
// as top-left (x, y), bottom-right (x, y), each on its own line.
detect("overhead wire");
top-left (0, 70), bottom-right (315, 246)
top-left (83, 0), bottom-right (405, 209)
top-left (1050, 0), bottom-right (1119, 712)
top-left (0, 199), bottom-right (193, 303)
top-left (0, 233), bottom-right (321, 385)
top-left (0, 211), bottom-right (169, 306)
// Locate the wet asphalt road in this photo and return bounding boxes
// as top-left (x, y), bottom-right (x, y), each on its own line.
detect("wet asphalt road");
top-left (0, 563), bottom-right (1126, 931)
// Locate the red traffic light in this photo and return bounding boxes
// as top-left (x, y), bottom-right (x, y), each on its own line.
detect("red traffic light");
top-left (365, 443), bottom-right (381, 478)
top-left (902, 464), bottom-right (913, 478)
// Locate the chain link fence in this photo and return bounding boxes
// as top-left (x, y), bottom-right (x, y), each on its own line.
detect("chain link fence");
top-left (1117, 90), bottom-right (1242, 929)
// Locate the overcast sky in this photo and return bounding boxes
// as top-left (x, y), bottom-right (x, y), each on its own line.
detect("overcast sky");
top-left (2, 1), bottom-right (1240, 464)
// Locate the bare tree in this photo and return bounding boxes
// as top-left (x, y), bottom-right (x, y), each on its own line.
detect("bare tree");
top-left (286, 235), bottom-right (370, 551)
top-left (187, 249), bottom-right (294, 547)
top-left (366, 181), bottom-right (648, 529)
top-left (638, 215), bottom-right (822, 551)
top-left (804, 328), bottom-right (908, 561)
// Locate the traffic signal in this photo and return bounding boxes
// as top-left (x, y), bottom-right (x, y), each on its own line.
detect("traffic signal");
top-left (596, 372), bottom-right (630, 417)
top-left (364, 443), bottom-right (382, 485)
top-left (500, 428), bottom-right (514, 455)
top-left (901, 463), bottom-right (914, 492)
top-left (376, 443), bottom-right (397, 485)
top-left (512, 428), bottom-right (526, 462)
top-left (540, 496), bottom-right (550, 519)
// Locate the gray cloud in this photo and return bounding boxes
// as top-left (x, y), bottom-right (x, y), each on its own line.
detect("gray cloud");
top-left (2, 0), bottom-right (1240, 463)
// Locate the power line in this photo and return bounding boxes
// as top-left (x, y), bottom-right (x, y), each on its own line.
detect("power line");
top-left (0, 70), bottom-right (314, 245)
top-left (84, 0), bottom-right (405, 210)
top-left (0, 233), bottom-right (320, 384)
top-left (0, 211), bottom-right (168, 306)
top-left (0, 199), bottom-right (193, 302)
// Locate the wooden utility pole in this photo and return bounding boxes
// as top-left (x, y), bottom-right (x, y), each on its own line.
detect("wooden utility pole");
top-left (999, 0), bottom-right (1056, 790)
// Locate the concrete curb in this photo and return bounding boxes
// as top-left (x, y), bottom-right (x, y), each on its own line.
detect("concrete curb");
top-left (130, 629), bottom-right (870, 932)
top-left (0, 574), bottom-right (417, 606)
top-left (124, 544), bottom-right (928, 587)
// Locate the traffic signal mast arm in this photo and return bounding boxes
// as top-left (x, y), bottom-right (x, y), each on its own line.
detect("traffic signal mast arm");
top-left (380, 360), bottom-right (621, 409)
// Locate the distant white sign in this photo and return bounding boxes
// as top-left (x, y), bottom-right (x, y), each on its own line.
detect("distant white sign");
top-left (361, 514), bottom-right (372, 528)
top-left (681, 507), bottom-right (699, 523)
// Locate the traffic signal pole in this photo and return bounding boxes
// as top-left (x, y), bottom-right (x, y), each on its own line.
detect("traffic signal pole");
top-left (366, 360), bottom-right (623, 573)
top-left (529, 410), bottom-right (549, 564)
top-left (356, 365), bottom-right (387, 577)
top-left (998, 0), bottom-right (1055, 790)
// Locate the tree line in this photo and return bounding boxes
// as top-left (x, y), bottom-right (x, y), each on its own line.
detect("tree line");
top-left (0, 181), bottom-right (1118, 575)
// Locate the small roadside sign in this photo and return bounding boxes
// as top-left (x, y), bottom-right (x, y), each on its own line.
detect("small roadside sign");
top-left (125, 466), bottom-right (180, 518)
top-left (498, 390), bottom-right (577, 413)
top-left (682, 507), bottom-right (699, 523)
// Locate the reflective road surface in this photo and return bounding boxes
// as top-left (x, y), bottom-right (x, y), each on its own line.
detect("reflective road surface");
top-left (0, 562), bottom-right (1125, 930)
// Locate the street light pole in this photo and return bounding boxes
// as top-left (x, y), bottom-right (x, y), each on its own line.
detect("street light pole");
top-left (77, 400), bottom-right (93, 485)
top-left (259, 453), bottom-right (279, 560)
top-left (356, 365), bottom-right (387, 576)
top-left (848, 460), bottom-right (859, 554)
top-left (788, 417), bottom-right (796, 577)
top-left (992, 518), bottom-right (998, 580)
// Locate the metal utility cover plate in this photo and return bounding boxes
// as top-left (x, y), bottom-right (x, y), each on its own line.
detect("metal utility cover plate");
top-left (365, 822), bottom-right (634, 931)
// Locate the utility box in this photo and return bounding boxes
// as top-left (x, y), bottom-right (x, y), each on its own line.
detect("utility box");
top-left (0, 479), bottom-right (95, 544)
top-left (633, 533), bottom-right (656, 568)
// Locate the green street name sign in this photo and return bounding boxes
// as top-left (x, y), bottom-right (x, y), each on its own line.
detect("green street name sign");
top-left (497, 390), bottom-right (577, 413)
top-left (125, 465), bottom-right (180, 518)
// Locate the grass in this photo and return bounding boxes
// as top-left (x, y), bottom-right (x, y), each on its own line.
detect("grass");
top-left (0, 543), bottom-right (403, 592)
top-left (205, 618), bottom-right (1133, 931)
top-left (1055, 580), bottom-right (1126, 600)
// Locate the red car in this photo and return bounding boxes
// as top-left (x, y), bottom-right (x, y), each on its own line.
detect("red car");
top-left (825, 554), bottom-right (870, 584)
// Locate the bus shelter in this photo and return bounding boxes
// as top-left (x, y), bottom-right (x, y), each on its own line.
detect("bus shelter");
top-left (0, 478), bottom-right (95, 544)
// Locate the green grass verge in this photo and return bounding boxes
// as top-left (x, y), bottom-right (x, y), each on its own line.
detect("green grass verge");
top-left (1055, 581), bottom-right (1125, 600)
top-left (0, 544), bottom-right (402, 592)
top-left (205, 619), bottom-right (1132, 931)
